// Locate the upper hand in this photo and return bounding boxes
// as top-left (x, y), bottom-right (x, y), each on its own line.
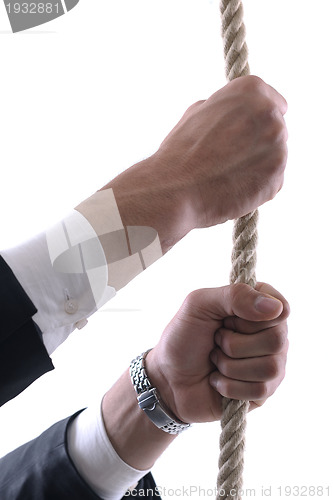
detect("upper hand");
top-left (146, 282), bottom-right (290, 424)
top-left (155, 75), bottom-right (288, 229)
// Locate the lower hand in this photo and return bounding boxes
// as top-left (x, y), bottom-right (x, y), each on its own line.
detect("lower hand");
top-left (146, 282), bottom-right (290, 424)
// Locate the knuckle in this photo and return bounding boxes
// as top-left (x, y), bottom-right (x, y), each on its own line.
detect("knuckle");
top-left (280, 300), bottom-right (291, 321)
top-left (184, 288), bottom-right (202, 305)
top-left (281, 340), bottom-right (289, 371)
top-left (222, 379), bottom-right (235, 399)
top-left (253, 382), bottom-right (269, 400)
top-left (273, 143), bottom-right (288, 166)
top-left (262, 356), bottom-right (280, 380)
top-left (181, 289), bottom-right (203, 314)
top-left (254, 100), bottom-right (287, 142)
top-left (268, 327), bottom-right (287, 354)
top-left (280, 365), bottom-right (287, 382)
top-left (272, 118), bottom-right (288, 145)
top-left (242, 75), bottom-right (265, 93)
top-left (231, 282), bottom-right (252, 302)
top-left (221, 358), bottom-right (234, 378)
top-left (260, 107), bottom-right (286, 142)
top-left (266, 145), bottom-right (288, 185)
top-left (223, 337), bottom-right (237, 359)
top-left (285, 338), bottom-right (290, 356)
top-left (186, 100), bottom-right (205, 114)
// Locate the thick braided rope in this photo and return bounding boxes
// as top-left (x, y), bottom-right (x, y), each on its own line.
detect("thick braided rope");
top-left (216, 1), bottom-right (259, 499)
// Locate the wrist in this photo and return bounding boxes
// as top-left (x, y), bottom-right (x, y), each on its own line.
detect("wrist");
top-left (102, 370), bottom-right (176, 471)
top-left (130, 350), bottom-right (190, 434)
top-left (99, 154), bottom-right (195, 254)
top-left (144, 349), bottom-right (181, 424)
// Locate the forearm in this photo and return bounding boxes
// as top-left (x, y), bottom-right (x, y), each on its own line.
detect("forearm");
top-left (67, 350), bottom-right (179, 499)
top-left (0, 155), bottom-right (192, 359)
top-left (99, 155), bottom-right (195, 255)
top-left (102, 369), bottom-right (176, 471)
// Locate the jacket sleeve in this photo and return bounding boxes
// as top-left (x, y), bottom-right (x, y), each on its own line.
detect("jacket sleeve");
top-left (0, 411), bottom-right (161, 500)
top-left (0, 255), bottom-right (161, 499)
top-left (0, 255), bottom-right (54, 407)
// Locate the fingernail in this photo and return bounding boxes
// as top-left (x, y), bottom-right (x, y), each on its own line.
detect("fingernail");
top-left (255, 295), bottom-right (282, 314)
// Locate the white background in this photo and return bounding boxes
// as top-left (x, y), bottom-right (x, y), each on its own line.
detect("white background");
top-left (0, 1), bottom-right (332, 498)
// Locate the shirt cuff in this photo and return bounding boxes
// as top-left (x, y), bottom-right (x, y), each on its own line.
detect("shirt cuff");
top-left (1, 209), bottom-right (116, 355)
top-left (1, 187), bottom-right (162, 356)
top-left (67, 401), bottom-right (150, 500)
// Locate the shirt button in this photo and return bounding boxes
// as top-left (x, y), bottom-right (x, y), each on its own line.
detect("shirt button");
top-left (75, 318), bottom-right (88, 330)
top-left (65, 299), bottom-right (78, 314)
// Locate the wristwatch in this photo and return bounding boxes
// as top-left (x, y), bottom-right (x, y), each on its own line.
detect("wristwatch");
top-left (130, 350), bottom-right (191, 435)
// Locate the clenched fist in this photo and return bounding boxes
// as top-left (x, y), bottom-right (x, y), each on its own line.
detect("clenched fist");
top-left (103, 75), bottom-right (287, 254)
top-left (156, 75), bottom-right (288, 228)
top-left (146, 282), bottom-right (290, 423)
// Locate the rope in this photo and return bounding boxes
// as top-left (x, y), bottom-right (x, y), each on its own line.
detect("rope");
top-left (216, 1), bottom-right (259, 499)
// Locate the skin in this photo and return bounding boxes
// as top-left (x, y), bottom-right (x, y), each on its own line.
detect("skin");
top-left (74, 76), bottom-right (287, 294)
top-left (102, 282), bottom-right (290, 471)
top-left (100, 75), bottom-right (288, 253)
top-left (99, 76), bottom-right (289, 478)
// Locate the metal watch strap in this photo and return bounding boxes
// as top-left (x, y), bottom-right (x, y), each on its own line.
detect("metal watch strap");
top-left (130, 350), bottom-right (191, 435)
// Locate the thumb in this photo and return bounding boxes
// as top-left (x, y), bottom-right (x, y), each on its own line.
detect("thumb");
top-left (226, 283), bottom-right (284, 321)
top-left (182, 283), bottom-right (284, 323)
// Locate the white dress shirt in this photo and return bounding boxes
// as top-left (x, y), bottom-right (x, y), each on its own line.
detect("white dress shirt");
top-left (1, 188), bottom-right (160, 499)
top-left (2, 209), bottom-right (116, 355)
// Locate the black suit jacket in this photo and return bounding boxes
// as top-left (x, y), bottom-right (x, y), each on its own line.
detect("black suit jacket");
top-left (0, 255), bottom-right (54, 407)
top-left (0, 255), bottom-right (159, 499)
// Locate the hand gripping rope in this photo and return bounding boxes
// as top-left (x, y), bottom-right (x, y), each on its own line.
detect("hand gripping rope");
top-left (216, 1), bottom-right (259, 499)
